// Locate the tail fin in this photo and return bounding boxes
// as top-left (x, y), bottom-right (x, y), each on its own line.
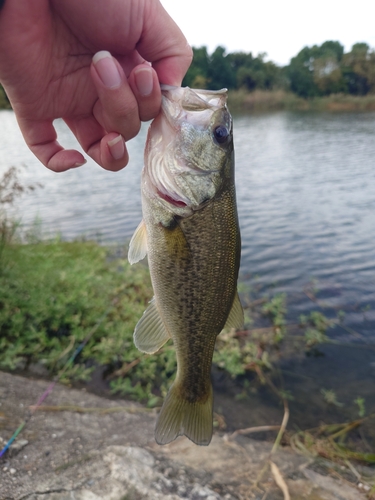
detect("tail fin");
top-left (155, 382), bottom-right (213, 446)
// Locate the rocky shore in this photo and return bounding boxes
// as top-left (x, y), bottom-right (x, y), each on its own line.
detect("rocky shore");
top-left (0, 371), bottom-right (371, 499)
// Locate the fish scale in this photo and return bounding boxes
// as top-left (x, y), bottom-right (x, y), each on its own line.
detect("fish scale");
top-left (150, 188), bottom-right (239, 397)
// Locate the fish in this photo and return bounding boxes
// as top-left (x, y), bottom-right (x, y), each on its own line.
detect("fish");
top-left (128, 85), bottom-right (243, 446)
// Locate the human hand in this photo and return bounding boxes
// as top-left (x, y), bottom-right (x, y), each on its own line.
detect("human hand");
top-left (0, 0), bottom-right (192, 172)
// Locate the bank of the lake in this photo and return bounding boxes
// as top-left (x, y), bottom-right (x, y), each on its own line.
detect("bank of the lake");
top-left (1, 238), bottom-right (375, 474)
top-left (0, 240), bottom-right (160, 399)
top-left (2, 370), bottom-right (373, 500)
top-left (228, 89), bottom-right (375, 112)
top-left (3, 85), bottom-right (375, 113)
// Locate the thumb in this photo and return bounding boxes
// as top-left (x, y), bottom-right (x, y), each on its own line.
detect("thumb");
top-left (137, 1), bottom-right (192, 86)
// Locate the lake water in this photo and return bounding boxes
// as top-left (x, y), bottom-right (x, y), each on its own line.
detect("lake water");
top-left (1, 109), bottom-right (375, 435)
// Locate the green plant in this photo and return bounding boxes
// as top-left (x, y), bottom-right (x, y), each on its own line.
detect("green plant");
top-left (321, 388), bottom-right (343, 407)
top-left (262, 293), bottom-right (287, 339)
top-left (354, 397), bottom-right (366, 418)
top-left (0, 241), bottom-right (160, 396)
top-left (300, 311), bottom-right (333, 347)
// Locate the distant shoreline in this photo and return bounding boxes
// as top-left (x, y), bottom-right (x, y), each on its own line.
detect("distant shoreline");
top-left (2, 87), bottom-right (375, 113)
top-left (228, 89), bottom-right (375, 113)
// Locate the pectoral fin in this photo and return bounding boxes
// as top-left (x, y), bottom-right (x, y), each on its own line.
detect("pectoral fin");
top-left (128, 220), bottom-right (147, 265)
top-left (222, 291), bottom-right (244, 332)
top-left (134, 298), bottom-right (171, 354)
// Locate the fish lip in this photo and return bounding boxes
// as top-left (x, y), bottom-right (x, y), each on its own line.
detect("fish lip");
top-left (160, 85), bottom-right (229, 120)
top-left (156, 188), bottom-right (187, 208)
top-left (155, 185), bottom-right (214, 212)
top-left (160, 84), bottom-right (228, 98)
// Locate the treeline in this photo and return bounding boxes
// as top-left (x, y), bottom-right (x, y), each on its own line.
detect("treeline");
top-left (182, 42), bottom-right (375, 98)
top-left (1, 41), bottom-right (374, 110)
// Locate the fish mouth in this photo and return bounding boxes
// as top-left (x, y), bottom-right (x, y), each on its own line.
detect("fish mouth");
top-left (156, 189), bottom-right (187, 208)
top-left (160, 85), bottom-right (228, 111)
top-left (160, 85), bottom-right (229, 130)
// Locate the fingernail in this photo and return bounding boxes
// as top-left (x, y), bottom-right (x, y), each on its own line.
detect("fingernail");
top-left (93, 51), bottom-right (122, 89)
top-left (134, 67), bottom-right (153, 96)
top-left (73, 160), bottom-right (87, 168)
top-left (108, 135), bottom-right (125, 160)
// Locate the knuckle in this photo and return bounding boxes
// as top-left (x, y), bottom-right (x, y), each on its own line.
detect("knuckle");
top-left (122, 116), bottom-right (141, 141)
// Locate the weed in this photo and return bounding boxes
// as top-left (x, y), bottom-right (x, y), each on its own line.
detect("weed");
top-left (0, 240), bottom-right (165, 402)
top-left (355, 397), bottom-right (366, 418)
top-left (290, 415), bottom-right (375, 465)
top-left (262, 293), bottom-right (287, 336)
top-left (321, 388), bottom-right (344, 407)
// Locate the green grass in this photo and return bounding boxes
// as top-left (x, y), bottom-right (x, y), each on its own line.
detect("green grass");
top-left (0, 239), bottom-right (336, 404)
top-left (0, 240), bottom-right (178, 403)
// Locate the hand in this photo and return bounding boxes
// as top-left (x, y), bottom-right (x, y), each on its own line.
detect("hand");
top-left (0, 0), bottom-right (192, 172)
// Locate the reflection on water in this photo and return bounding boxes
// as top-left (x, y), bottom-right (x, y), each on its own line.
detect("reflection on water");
top-left (1, 109), bottom-right (375, 434)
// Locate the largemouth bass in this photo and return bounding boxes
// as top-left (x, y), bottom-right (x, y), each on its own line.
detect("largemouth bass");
top-left (128, 85), bottom-right (243, 446)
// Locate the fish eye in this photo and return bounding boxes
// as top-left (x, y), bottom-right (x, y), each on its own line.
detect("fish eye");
top-left (213, 125), bottom-right (229, 144)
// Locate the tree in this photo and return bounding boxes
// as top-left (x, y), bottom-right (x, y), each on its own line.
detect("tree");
top-left (287, 46), bottom-right (319, 97)
top-left (287, 41), bottom-right (346, 97)
top-left (342, 43), bottom-right (375, 95)
top-left (182, 46), bottom-right (210, 88)
top-left (182, 41), bottom-right (375, 97)
top-left (207, 46), bottom-right (236, 90)
top-left (228, 51), bottom-right (282, 91)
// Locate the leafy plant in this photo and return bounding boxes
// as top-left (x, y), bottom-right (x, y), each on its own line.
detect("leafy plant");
top-left (321, 388), bottom-right (343, 407)
top-left (262, 293), bottom-right (287, 340)
top-left (354, 397), bottom-right (366, 418)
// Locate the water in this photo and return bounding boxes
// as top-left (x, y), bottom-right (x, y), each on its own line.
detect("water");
top-left (236, 112), bottom-right (375, 335)
top-left (1, 109), bottom-right (375, 436)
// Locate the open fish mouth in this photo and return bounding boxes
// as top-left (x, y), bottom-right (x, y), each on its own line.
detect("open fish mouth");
top-left (156, 189), bottom-right (187, 208)
top-left (160, 84), bottom-right (228, 111)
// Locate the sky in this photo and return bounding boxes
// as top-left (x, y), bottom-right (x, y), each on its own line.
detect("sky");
top-left (160, 0), bottom-right (375, 66)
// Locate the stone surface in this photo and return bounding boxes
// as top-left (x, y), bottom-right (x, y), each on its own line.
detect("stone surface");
top-left (0, 371), bottom-right (372, 500)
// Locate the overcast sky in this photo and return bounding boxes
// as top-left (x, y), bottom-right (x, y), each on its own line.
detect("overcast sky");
top-left (160, 0), bottom-right (375, 66)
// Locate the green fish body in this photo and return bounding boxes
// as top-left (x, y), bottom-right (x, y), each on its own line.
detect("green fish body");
top-left (128, 86), bottom-right (243, 446)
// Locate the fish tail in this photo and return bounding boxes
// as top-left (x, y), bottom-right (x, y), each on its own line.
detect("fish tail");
top-left (155, 382), bottom-right (213, 446)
